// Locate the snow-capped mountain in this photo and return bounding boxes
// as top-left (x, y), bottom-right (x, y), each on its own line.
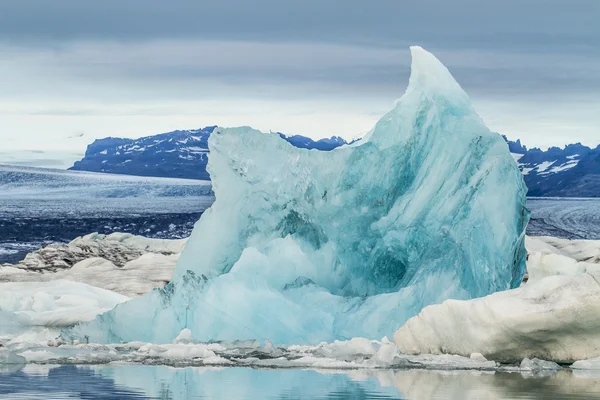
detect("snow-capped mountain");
top-left (70, 127), bottom-right (217, 180)
top-left (506, 138), bottom-right (600, 197)
top-left (70, 128), bottom-right (599, 197)
top-left (70, 127), bottom-right (350, 180)
top-left (279, 134), bottom-right (348, 151)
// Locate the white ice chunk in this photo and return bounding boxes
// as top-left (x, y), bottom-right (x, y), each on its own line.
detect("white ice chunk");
top-left (520, 358), bottom-right (561, 371)
top-left (0, 280), bottom-right (128, 343)
top-left (572, 357), bottom-right (600, 370)
top-left (394, 272), bottom-right (600, 363)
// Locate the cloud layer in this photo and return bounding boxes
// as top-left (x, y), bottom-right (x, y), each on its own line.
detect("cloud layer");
top-left (0, 0), bottom-right (599, 167)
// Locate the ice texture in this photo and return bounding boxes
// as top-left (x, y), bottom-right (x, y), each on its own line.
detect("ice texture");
top-left (0, 280), bottom-right (128, 345)
top-left (63, 46), bottom-right (528, 344)
top-left (4, 335), bottom-right (499, 371)
top-left (526, 236), bottom-right (600, 282)
top-left (394, 271), bottom-right (600, 363)
top-left (1, 233), bottom-right (184, 297)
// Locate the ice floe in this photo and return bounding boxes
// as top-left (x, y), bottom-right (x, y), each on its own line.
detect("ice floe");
top-left (0, 280), bottom-right (128, 344)
top-left (394, 271), bottom-right (600, 363)
top-left (0, 233), bottom-right (183, 296)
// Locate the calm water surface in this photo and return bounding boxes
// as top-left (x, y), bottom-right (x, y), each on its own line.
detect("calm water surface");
top-left (2, 365), bottom-right (600, 400)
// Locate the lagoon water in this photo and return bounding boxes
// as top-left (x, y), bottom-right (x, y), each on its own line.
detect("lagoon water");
top-left (2, 364), bottom-right (600, 400)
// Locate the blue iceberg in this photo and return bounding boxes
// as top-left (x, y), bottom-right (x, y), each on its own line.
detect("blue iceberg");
top-left (64, 47), bottom-right (528, 344)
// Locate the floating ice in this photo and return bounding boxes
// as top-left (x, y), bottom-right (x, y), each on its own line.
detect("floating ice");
top-left (0, 348), bottom-right (26, 366)
top-left (394, 272), bottom-right (600, 363)
top-left (3, 338), bottom-right (498, 371)
top-left (572, 357), bottom-right (600, 370)
top-left (0, 280), bottom-right (128, 344)
top-left (526, 236), bottom-right (600, 282)
top-left (519, 358), bottom-right (561, 372)
top-left (63, 46), bottom-right (528, 344)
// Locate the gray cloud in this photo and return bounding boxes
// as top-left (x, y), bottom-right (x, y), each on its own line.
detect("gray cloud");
top-left (1, 39), bottom-right (598, 102)
top-left (0, 0), bottom-right (599, 153)
top-left (1, 1), bottom-right (598, 49)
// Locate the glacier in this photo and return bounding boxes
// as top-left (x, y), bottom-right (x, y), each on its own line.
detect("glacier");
top-left (63, 46), bottom-right (528, 344)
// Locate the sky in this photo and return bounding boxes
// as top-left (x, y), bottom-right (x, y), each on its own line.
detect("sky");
top-left (0, 0), bottom-right (599, 168)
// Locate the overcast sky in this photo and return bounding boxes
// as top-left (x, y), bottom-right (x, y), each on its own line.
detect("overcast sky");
top-left (0, 0), bottom-right (599, 167)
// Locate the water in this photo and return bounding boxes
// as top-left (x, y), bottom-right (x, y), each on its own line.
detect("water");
top-left (2, 364), bottom-right (600, 400)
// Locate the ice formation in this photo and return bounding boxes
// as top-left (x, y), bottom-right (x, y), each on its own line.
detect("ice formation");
top-left (0, 280), bottom-right (128, 344)
top-left (3, 232), bottom-right (185, 272)
top-left (394, 271), bottom-right (600, 363)
top-left (526, 236), bottom-right (600, 281)
top-left (63, 46), bottom-right (528, 344)
top-left (1, 233), bottom-right (184, 297)
top-left (3, 336), bottom-right (498, 371)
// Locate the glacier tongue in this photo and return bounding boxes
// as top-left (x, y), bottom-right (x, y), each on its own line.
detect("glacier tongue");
top-left (63, 46), bottom-right (528, 344)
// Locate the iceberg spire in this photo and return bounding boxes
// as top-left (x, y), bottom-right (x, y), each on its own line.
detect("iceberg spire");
top-left (63, 47), bottom-right (529, 345)
top-left (406, 46), bottom-right (469, 103)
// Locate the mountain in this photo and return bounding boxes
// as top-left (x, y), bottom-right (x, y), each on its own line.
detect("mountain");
top-left (279, 134), bottom-right (348, 151)
top-left (70, 127), bottom-right (216, 180)
top-left (504, 136), bottom-right (600, 197)
top-left (502, 135), bottom-right (528, 154)
top-left (70, 127), bottom-right (349, 180)
top-left (70, 127), bottom-right (599, 197)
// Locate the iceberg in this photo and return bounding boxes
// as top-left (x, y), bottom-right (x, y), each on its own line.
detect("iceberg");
top-left (63, 46), bottom-right (528, 344)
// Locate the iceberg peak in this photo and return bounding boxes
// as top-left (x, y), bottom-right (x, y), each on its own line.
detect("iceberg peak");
top-left (406, 46), bottom-right (470, 106)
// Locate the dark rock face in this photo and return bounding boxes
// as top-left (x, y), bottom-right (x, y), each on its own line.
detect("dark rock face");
top-left (70, 127), bottom-right (349, 181)
top-left (502, 135), bottom-right (528, 154)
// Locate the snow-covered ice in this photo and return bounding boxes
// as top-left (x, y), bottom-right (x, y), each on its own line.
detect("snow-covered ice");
top-left (3, 232), bottom-right (185, 272)
top-left (527, 236), bottom-right (600, 264)
top-left (1, 233), bottom-right (184, 296)
top-left (572, 357), bottom-right (600, 370)
top-left (394, 271), bottom-right (600, 363)
top-left (2, 333), bottom-right (500, 371)
top-left (62, 46), bottom-right (527, 345)
top-left (1, 237), bottom-right (598, 366)
top-left (0, 280), bottom-right (128, 344)
top-left (526, 236), bottom-right (600, 281)
top-left (519, 358), bottom-right (561, 372)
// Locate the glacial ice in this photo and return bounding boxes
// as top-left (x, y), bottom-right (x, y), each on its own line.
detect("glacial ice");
top-left (1, 233), bottom-right (184, 297)
top-left (393, 271), bottom-right (600, 363)
top-left (526, 236), bottom-right (600, 282)
top-left (0, 280), bottom-right (128, 345)
top-left (63, 46), bottom-right (528, 345)
top-left (3, 336), bottom-right (498, 371)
